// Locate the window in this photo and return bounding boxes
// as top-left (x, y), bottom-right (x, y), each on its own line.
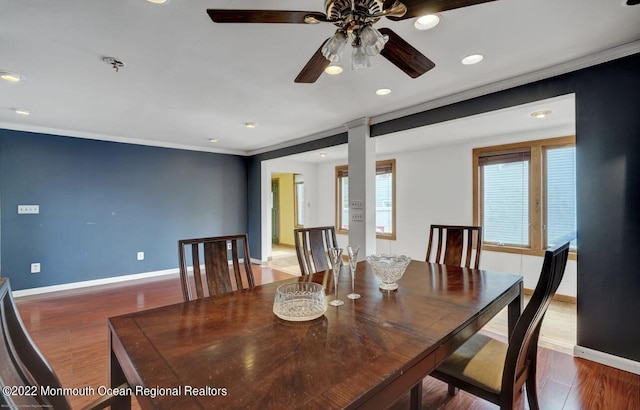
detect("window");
top-left (335, 159), bottom-right (396, 239)
top-left (473, 136), bottom-right (576, 257)
top-left (294, 174), bottom-right (304, 227)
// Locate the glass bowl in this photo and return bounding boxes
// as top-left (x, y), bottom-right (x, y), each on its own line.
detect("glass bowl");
top-left (273, 282), bottom-right (327, 322)
top-left (366, 254), bottom-right (412, 290)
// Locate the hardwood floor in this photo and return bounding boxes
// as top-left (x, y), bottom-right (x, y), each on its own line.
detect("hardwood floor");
top-left (13, 265), bottom-right (640, 409)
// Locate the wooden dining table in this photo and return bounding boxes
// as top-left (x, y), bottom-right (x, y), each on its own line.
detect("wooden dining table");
top-left (108, 260), bottom-right (522, 409)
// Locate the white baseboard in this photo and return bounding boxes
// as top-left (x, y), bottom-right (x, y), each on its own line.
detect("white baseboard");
top-left (12, 269), bottom-right (179, 298)
top-left (574, 345), bottom-right (640, 375)
top-left (12, 259), bottom-right (265, 298)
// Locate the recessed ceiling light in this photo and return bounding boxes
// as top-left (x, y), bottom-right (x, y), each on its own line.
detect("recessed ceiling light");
top-left (461, 54), bottom-right (484, 65)
top-left (375, 88), bottom-right (392, 96)
top-left (146, 0), bottom-right (168, 4)
top-left (414, 14), bottom-right (440, 30)
top-left (244, 122), bottom-right (256, 129)
top-left (0, 71), bottom-right (23, 83)
top-left (13, 108), bottom-right (30, 116)
top-left (531, 110), bottom-right (551, 119)
top-left (324, 65), bottom-right (343, 75)
top-left (319, 152), bottom-right (327, 158)
top-left (208, 138), bottom-right (219, 143)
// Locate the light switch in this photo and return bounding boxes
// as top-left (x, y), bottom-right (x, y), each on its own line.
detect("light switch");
top-left (351, 212), bottom-right (364, 222)
top-left (350, 200), bottom-right (364, 209)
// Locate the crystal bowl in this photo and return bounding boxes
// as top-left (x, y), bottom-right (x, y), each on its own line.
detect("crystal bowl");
top-left (273, 282), bottom-right (327, 322)
top-left (367, 254), bottom-right (412, 290)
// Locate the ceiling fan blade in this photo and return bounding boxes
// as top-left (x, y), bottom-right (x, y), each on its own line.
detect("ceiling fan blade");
top-left (386, 0), bottom-right (497, 21)
top-left (207, 9), bottom-right (327, 24)
top-left (378, 28), bottom-right (435, 78)
top-left (295, 43), bottom-right (331, 83)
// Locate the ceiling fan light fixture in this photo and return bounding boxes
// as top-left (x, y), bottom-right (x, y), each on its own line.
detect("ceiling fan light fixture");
top-left (361, 24), bottom-right (386, 56)
top-left (351, 44), bottom-right (371, 70)
top-left (322, 30), bottom-right (348, 63)
top-left (461, 54), bottom-right (484, 65)
top-left (414, 14), bottom-right (440, 30)
top-left (324, 64), bottom-right (343, 75)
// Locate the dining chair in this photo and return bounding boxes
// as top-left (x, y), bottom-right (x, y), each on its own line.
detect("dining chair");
top-left (293, 226), bottom-right (338, 275)
top-left (0, 277), bottom-right (126, 410)
top-left (429, 241), bottom-right (571, 410)
top-left (178, 234), bottom-right (255, 301)
top-left (426, 224), bottom-right (483, 269)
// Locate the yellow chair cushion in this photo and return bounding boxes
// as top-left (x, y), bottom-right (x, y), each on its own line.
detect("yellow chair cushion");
top-left (437, 333), bottom-right (508, 394)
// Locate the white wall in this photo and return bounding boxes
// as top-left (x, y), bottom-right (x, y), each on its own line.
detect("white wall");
top-left (313, 126), bottom-right (577, 297)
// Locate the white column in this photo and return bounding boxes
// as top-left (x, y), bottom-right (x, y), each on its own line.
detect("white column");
top-left (346, 118), bottom-right (376, 259)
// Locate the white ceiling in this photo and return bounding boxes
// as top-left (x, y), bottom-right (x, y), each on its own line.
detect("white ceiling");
top-left (0, 0), bottom-right (638, 156)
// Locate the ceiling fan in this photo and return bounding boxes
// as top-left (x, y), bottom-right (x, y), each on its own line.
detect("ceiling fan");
top-left (207, 0), bottom-right (496, 83)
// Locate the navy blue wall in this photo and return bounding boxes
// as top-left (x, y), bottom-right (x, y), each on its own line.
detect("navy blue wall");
top-left (572, 55), bottom-right (640, 362)
top-left (248, 53), bottom-right (640, 362)
top-left (0, 129), bottom-right (247, 290)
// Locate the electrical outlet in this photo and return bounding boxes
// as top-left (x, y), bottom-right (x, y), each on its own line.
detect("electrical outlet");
top-left (31, 263), bottom-right (41, 274)
top-left (18, 205), bottom-right (40, 214)
top-left (227, 242), bottom-right (232, 250)
top-left (351, 212), bottom-right (364, 222)
top-left (137, 252), bottom-right (144, 261)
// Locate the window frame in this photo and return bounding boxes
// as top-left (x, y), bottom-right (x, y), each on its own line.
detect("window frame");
top-left (473, 135), bottom-right (576, 259)
top-left (293, 174), bottom-right (304, 228)
top-left (335, 159), bottom-right (396, 240)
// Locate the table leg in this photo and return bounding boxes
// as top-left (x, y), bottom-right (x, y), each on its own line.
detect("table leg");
top-left (109, 331), bottom-right (132, 410)
top-left (409, 382), bottom-right (423, 409)
top-left (507, 281), bottom-right (523, 338)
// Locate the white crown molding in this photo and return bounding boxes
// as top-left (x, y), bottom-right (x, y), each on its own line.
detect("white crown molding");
top-left (0, 122), bottom-right (246, 156)
top-left (574, 345), bottom-right (640, 375)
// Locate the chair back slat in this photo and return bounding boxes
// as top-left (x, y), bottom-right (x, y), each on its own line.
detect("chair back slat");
top-left (426, 225), bottom-right (483, 269)
top-left (309, 230), bottom-right (330, 273)
top-left (178, 234), bottom-right (255, 302)
top-left (0, 278), bottom-right (72, 410)
top-left (444, 228), bottom-right (464, 267)
top-left (230, 241), bottom-right (247, 290)
top-left (465, 229), bottom-right (474, 268)
top-left (204, 240), bottom-right (234, 295)
top-left (294, 226), bottom-right (338, 275)
top-left (191, 243), bottom-right (204, 299)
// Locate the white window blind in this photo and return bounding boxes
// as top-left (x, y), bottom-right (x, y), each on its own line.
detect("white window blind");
top-left (480, 151), bottom-right (530, 247)
top-left (337, 162), bottom-right (394, 235)
top-left (546, 146), bottom-right (577, 249)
